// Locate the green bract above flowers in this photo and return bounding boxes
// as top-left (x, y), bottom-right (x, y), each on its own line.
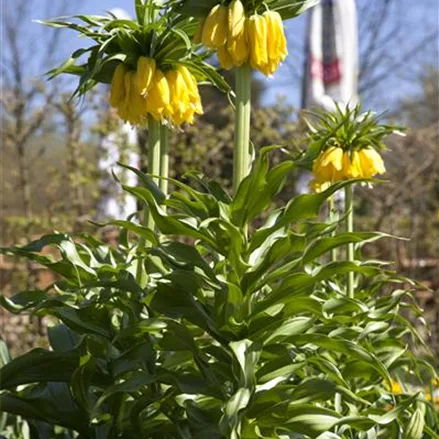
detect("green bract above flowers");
top-left (194, 0), bottom-right (287, 76)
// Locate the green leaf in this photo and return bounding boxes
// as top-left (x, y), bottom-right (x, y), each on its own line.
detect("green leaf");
top-left (0, 349), bottom-right (78, 389)
top-left (0, 383), bottom-right (89, 434)
top-left (302, 232), bottom-right (394, 265)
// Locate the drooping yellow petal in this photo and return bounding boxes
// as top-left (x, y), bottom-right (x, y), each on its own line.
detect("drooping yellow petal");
top-left (110, 64), bottom-right (127, 108)
top-left (218, 46), bottom-right (234, 70)
top-left (136, 57), bottom-right (156, 96)
top-left (202, 4), bottom-right (228, 49)
top-left (321, 147), bottom-right (344, 170)
top-left (228, 0), bottom-right (245, 39)
top-left (167, 69), bottom-right (193, 125)
top-left (146, 69), bottom-right (170, 121)
top-left (247, 15), bottom-right (268, 71)
top-left (264, 10), bottom-right (288, 62)
top-left (177, 65), bottom-right (203, 115)
top-left (345, 151), bottom-right (362, 178)
top-left (227, 25), bottom-right (248, 66)
top-left (120, 71), bottom-right (136, 123)
top-left (312, 147), bottom-right (346, 183)
top-left (130, 71), bottom-right (147, 124)
top-left (359, 148), bottom-right (386, 177)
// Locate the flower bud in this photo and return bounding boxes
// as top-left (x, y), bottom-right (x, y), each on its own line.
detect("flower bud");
top-left (110, 64), bottom-right (127, 108)
top-left (202, 4), bottom-right (228, 49)
top-left (136, 57), bottom-right (156, 96)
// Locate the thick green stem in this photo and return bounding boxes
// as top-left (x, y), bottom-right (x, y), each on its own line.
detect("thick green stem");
top-left (233, 64), bottom-right (252, 193)
top-left (345, 185), bottom-right (355, 298)
top-left (136, 116), bottom-right (160, 286)
top-left (146, 116), bottom-right (161, 230)
top-left (159, 124), bottom-right (170, 197)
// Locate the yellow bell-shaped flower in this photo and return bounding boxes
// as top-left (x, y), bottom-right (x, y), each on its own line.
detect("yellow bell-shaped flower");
top-left (344, 151), bottom-right (363, 178)
top-left (312, 146), bottom-right (345, 183)
top-left (227, 0), bottom-right (248, 66)
top-left (178, 65), bottom-right (203, 116)
top-left (136, 56), bottom-right (156, 96)
top-left (110, 64), bottom-right (127, 108)
top-left (202, 4), bottom-right (228, 49)
top-left (130, 72), bottom-right (147, 124)
top-left (119, 71), bottom-right (135, 123)
top-left (146, 69), bottom-right (170, 121)
top-left (227, 28), bottom-right (248, 66)
top-left (358, 148), bottom-right (386, 177)
top-left (264, 10), bottom-right (288, 62)
top-left (167, 69), bottom-right (193, 125)
top-left (247, 14), bottom-right (268, 73)
top-left (228, 0), bottom-right (245, 39)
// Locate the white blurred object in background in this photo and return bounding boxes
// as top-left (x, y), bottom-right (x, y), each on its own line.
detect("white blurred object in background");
top-left (303, 0), bottom-right (359, 111)
top-left (97, 123), bottom-right (139, 220)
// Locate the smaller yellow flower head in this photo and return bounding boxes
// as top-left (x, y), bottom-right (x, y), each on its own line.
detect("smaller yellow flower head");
top-left (202, 4), bottom-right (228, 49)
top-left (311, 146), bottom-right (386, 192)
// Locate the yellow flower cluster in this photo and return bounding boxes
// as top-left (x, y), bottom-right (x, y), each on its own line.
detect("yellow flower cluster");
top-left (197, 0), bottom-right (288, 76)
top-left (311, 146), bottom-right (386, 192)
top-left (109, 57), bottom-right (203, 126)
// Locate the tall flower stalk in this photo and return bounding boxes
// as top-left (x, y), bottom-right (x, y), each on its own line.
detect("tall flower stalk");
top-left (147, 116), bottom-right (161, 228)
top-left (194, 0), bottom-right (289, 192)
top-left (233, 64), bottom-right (252, 192)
